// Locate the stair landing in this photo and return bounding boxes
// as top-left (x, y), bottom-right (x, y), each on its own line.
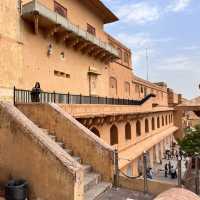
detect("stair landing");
top-left (96, 187), bottom-right (154, 200)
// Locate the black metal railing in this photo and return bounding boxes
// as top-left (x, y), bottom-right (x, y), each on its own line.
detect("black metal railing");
top-left (13, 87), bottom-right (156, 105)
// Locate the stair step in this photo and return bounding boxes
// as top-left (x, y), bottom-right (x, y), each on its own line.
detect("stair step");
top-left (49, 134), bottom-right (57, 141)
top-left (84, 182), bottom-right (112, 200)
top-left (64, 148), bottom-right (73, 155)
top-left (72, 156), bottom-right (81, 163)
top-left (56, 142), bottom-right (65, 148)
top-left (83, 165), bottom-right (92, 173)
top-left (84, 173), bottom-right (101, 192)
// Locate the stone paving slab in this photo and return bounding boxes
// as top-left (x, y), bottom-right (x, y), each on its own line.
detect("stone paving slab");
top-left (97, 187), bottom-right (154, 200)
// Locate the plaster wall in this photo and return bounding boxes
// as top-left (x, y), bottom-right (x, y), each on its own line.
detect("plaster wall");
top-left (16, 103), bottom-right (115, 182)
top-left (0, 102), bottom-right (83, 200)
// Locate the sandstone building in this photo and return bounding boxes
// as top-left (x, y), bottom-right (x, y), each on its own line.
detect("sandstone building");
top-left (0, 0), bottom-right (184, 199)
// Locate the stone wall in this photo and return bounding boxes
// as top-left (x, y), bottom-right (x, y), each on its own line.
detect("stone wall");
top-left (0, 102), bottom-right (84, 200)
top-left (119, 176), bottom-right (176, 195)
top-left (16, 103), bottom-right (115, 182)
top-left (59, 97), bottom-right (171, 118)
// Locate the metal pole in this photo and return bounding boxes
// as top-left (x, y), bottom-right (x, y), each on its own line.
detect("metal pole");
top-left (143, 151), bottom-right (148, 194)
top-left (195, 156), bottom-right (199, 195)
top-left (53, 91), bottom-right (56, 103)
top-left (178, 157), bottom-right (182, 187)
top-left (13, 86), bottom-right (16, 105)
top-left (68, 92), bottom-right (70, 104)
top-left (114, 149), bottom-right (119, 188)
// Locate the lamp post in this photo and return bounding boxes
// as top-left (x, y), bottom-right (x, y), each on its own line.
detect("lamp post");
top-left (143, 151), bottom-right (148, 194)
top-left (114, 149), bottom-right (119, 189)
top-left (195, 154), bottom-right (199, 195)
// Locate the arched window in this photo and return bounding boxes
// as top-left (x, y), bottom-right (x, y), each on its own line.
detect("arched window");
top-left (168, 115), bottom-right (171, 124)
top-left (145, 119), bottom-right (149, 133)
top-left (165, 115), bottom-right (168, 125)
top-left (152, 117), bottom-right (155, 130)
top-left (125, 122), bottom-right (131, 140)
top-left (109, 77), bottom-right (117, 96)
top-left (162, 116), bottom-right (165, 126)
top-left (110, 125), bottom-right (118, 145)
top-left (91, 127), bottom-right (100, 137)
top-left (157, 117), bottom-right (160, 128)
top-left (136, 120), bottom-right (141, 136)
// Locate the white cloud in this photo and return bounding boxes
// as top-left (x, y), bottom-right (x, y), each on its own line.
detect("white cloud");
top-left (166, 0), bottom-right (192, 12)
top-left (115, 32), bottom-right (173, 51)
top-left (155, 54), bottom-right (200, 72)
top-left (116, 2), bottom-right (160, 24)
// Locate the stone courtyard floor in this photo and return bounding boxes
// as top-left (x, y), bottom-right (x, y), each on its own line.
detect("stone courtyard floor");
top-left (97, 187), bottom-right (155, 200)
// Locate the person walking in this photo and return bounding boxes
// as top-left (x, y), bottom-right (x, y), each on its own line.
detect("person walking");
top-left (165, 163), bottom-right (168, 177)
top-left (168, 161), bottom-right (172, 175)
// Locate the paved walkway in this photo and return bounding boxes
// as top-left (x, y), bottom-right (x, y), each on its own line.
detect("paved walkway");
top-left (152, 158), bottom-right (186, 184)
top-left (97, 188), bottom-right (154, 200)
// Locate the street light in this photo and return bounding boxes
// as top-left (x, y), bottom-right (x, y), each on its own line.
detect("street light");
top-left (143, 151), bottom-right (148, 194)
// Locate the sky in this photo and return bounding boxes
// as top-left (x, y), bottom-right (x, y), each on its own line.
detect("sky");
top-left (102, 0), bottom-right (200, 100)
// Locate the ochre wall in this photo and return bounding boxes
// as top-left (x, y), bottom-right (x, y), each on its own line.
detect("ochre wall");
top-left (0, 0), bottom-right (23, 100)
top-left (0, 102), bottom-right (83, 200)
top-left (0, 0), bottom-right (171, 104)
top-left (16, 103), bottom-right (115, 182)
top-left (119, 176), bottom-right (176, 195)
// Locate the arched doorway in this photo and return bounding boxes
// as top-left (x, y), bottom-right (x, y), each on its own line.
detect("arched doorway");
top-left (110, 125), bottom-right (118, 145)
top-left (125, 122), bottom-right (131, 140)
top-left (145, 119), bottom-right (149, 133)
top-left (136, 120), bottom-right (141, 136)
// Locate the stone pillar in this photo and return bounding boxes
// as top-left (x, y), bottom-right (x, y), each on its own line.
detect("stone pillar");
top-left (155, 144), bottom-right (160, 163)
top-left (174, 109), bottom-right (184, 139)
top-left (132, 159), bottom-right (139, 176)
top-left (149, 148), bottom-right (154, 167)
top-left (160, 141), bottom-right (164, 159)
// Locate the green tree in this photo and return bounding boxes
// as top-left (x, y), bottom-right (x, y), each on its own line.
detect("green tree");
top-left (178, 129), bottom-right (200, 156)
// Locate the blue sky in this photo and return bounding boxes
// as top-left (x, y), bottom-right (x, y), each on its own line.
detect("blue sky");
top-left (102, 0), bottom-right (200, 99)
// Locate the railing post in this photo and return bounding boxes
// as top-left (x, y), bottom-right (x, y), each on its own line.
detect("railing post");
top-left (178, 157), bottom-right (182, 187)
top-left (113, 149), bottom-right (119, 188)
top-left (143, 151), bottom-right (148, 194)
top-left (80, 94), bottom-right (82, 104)
top-left (106, 96), bottom-right (107, 104)
top-left (53, 91), bottom-right (56, 103)
top-left (90, 95), bottom-right (92, 104)
top-left (98, 96), bottom-right (99, 104)
top-left (68, 92), bottom-right (70, 104)
top-left (13, 86), bottom-right (16, 105)
top-left (195, 156), bottom-right (199, 195)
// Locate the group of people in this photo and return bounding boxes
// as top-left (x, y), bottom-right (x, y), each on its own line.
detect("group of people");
top-left (164, 161), bottom-right (177, 179)
top-left (164, 148), bottom-right (183, 161)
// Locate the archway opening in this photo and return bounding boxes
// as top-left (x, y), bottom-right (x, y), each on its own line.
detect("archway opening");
top-left (110, 125), bottom-right (118, 145)
top-left (157, 117), bottom-right (160, 128)
top-left (152, 117), bottom-right (155, 130)
top-left (136, 120), bottom-right (141, 136)
top-left (145, 119), bottom-right (149, 133)
top-left (125, 122), bottom-right (131, 140)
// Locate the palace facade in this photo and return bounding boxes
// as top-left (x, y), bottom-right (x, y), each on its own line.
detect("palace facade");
top-left (0, 0), bottom-right (184, 199)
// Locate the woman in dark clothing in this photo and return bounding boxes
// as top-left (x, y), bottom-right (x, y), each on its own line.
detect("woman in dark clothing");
top-left (164, 163), bottom-right (168, 177)
top-left (31, 82), bottom-right (41, 102)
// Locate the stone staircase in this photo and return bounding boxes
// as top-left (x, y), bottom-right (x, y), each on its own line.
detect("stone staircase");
top-left (40, 128), bottom-right (112, 200)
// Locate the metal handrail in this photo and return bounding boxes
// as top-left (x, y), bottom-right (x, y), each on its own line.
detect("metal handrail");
top-left (13, 87), bottom-right (156, 105)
